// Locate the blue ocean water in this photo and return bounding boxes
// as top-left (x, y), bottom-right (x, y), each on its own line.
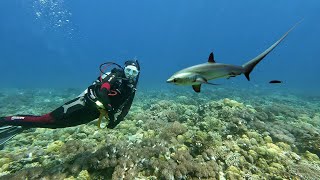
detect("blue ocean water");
top-left (0, 0), bottom-right (319, 92)
top-left (1, 1), bottom-right (320, 179)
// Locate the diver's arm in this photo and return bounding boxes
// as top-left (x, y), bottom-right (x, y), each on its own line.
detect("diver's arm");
top-left (106, 112), bottom-right (116, 129)
top-left (78, 71), bottom-right (113, 98)
top-left (95, 85), bottom-right (116, 129)
top-left (95, 70), bottom-right (119, 109)
top-left (95, 71), bottom-right (122, 125)
top-left (107, 91), bottom-right (135, 129)
top-left (117, 93), bottom-right (135, 121)
top-left (96, 86), bottom-right (112, 111)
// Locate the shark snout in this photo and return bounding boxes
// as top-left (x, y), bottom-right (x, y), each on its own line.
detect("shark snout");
top-left (166, 78), bottom-right (174, 83)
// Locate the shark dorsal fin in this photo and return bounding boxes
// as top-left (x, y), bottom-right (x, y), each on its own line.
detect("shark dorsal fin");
top-left (208, 52), bottom-right (215, 63)
top-left (192, 84), bottom-right (201, 93)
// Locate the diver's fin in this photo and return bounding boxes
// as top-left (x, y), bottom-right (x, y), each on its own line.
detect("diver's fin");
top-left (0, 126), bottom-right (24, 148)
top-left (192, 84), bottom-right (201, 93)
top-left (208, 52), bottom-right (215, 63)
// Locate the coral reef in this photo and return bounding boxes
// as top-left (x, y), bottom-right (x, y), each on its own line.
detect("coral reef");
top-left (0, 87), bottom-right (319, 179)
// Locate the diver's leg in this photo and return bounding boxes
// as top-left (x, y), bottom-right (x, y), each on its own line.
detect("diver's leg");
top-left (0, 96), bottom-right (99, 128)
top-left (0, 113), bottom-right (55, 128)
top-left (50, 96), bottom-right (100, 127)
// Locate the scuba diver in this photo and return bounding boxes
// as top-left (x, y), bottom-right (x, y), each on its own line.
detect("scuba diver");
top-left (0, 60), bottom-right (140, 146)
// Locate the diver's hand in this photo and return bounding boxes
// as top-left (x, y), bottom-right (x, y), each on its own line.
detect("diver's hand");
top-left (105, 103), bottom-right (113, 112)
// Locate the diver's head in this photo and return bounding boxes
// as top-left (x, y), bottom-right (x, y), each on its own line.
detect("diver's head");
top-left (124, 60), bottom-right (140, 80)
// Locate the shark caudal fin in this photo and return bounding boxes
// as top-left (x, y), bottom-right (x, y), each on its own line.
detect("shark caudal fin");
top-left (242, 20), bottom-right (302, 81)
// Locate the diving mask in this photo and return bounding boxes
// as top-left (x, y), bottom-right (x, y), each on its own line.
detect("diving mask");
top-left (124, 65), bottom-right (139, 79)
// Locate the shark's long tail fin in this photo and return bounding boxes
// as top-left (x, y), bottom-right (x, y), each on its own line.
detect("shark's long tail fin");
top-left (242, 20), bottom-right (302, 81)
top-left (0, 126), bottom-right (24, 148)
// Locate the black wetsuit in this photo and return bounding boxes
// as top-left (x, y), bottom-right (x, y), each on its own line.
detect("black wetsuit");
top-left (0, 68), bottom-right (137, 129)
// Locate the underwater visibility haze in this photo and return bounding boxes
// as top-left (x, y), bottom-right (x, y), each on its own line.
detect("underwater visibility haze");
top-left (0, 0), bottom-right (320, 179)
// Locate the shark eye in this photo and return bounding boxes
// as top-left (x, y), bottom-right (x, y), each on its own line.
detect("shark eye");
top-left (173, 79), bottom-right (177, 83)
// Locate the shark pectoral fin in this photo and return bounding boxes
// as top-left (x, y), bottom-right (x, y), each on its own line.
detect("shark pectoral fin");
top-left (192, 84), bottom-right (201, 93)
top-left (208, 52), bottom-right (216, 63)
top-left (195, 76), bottom-right (219, 85)
top-left (207, 82), bottom-right (220, 85)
